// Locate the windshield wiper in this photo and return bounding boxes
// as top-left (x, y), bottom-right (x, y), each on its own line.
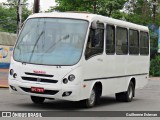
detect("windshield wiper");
top-left (44, 34), bottom-right (70, 53)
top-left (29, 31), bottom-right (44, 62)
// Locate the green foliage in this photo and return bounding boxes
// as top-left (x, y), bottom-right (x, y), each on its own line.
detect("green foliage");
top-left (49, 0), bottom-right (127, 19)
top-left (150, 30), bottom-right (158, 59)
top-left (124, 0), bottom-right (160, 26)
top-left (0, 0), bottom-right (31, 33)
top-left (0, 6), bottom-right (16, 33)
top-left (52, 0), bottom-right (92, 12)
top-left (150, 55), bottom-right (160, 76)
top-left (124, 0), bottom-right (153, 26)
top-left (95, 0), bottom-right (127, 17)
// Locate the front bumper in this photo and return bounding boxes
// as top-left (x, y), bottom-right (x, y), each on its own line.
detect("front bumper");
top-left (9, 79), bottom-right (81, 101)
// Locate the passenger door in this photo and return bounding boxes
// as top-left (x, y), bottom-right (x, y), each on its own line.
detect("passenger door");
top-left (83, 22), bottom-right (105, 81)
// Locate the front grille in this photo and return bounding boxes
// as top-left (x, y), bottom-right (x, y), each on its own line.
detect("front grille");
top-left (21, 77), bottom-right (58, 83)
top-left (20, 87), bottom-right (59, 95)
top-left (25, 72), bottom-right (54, 77)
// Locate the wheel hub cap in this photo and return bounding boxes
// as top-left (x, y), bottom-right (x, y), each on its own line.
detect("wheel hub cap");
top-left (89, 90), bottom-right (95, 105)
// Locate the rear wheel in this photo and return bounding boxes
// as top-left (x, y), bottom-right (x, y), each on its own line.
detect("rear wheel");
top-left (116, 81), bottom-right (135, 102)
top-left (31, 96), bottom-right (45, 104)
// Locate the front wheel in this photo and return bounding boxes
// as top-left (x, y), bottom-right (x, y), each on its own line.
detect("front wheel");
top-left (83, 87), bottom-right (96, 108)
top-left (31, 96), bottom-right (45, 104)
top-left (116, 81), bottom-right (135, 102)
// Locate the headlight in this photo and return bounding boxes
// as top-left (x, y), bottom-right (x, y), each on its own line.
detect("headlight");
top-left (68, 74), bottom-right (75, 81)
top-left (10, 69), bottom-right (14, 76)
top-left (13, 73), bottom-right (17, 78)
top-left (63, 78), bottom-right (68, 84)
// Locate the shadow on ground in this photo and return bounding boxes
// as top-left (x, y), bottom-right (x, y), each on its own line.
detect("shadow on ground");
top-left (15, 96), bottom-right (139, 111)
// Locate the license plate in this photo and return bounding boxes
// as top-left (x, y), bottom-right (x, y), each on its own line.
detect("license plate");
top-left (31, 87), bottom-right (44, 93)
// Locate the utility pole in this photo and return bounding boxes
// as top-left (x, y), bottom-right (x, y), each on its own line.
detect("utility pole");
top-left (3, 0), bottom-right (27, 35)
top-left (33, 0), bottom-right (40, 13)
top-left (152, 0), bottom-right (158, 23)
top-left (17, 0), bottom-right (21, 35)
top-left (93, 0), bottom-right (96, 14)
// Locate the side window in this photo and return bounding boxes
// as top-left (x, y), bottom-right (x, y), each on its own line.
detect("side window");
top-left (85, 23), bottom-right (104, 59)
top-left (129, 29), bottom-right (139, 55)
top-left (140, 31), bottom-right (149, 55)
top-left (116, 27), bottom-right (128, 55)
top-left (106, 25), bottom-right (115, 54)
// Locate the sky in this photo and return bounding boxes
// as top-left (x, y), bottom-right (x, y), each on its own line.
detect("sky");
top-left (0, 0), bottom-right (56, 11)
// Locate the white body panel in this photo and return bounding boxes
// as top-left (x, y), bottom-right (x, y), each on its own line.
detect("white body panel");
top-left (9, 12), bottom-right (149, 101)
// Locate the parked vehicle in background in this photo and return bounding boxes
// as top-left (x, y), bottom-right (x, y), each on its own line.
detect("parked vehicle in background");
top-left (0, 32), bottom-right (16, 68)
top-left (8, 12), bottom-right (150, 108)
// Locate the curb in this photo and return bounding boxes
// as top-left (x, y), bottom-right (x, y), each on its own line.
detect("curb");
top-left (149, 77), bottom-right (160, 80)
top-left (0, 85), bottom-right (9, 88)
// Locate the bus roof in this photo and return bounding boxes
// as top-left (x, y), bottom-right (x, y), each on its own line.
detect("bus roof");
top-left (28, 12), bottom-right (149, 32)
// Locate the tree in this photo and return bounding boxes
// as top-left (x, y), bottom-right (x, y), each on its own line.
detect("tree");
top-left (0, 5), bottom-right (16, 33)
top-left (0, 0), bottom-right (31, 33)
top-left (124, 0), bottom-right (152, 25)
top-left (96, 0), bottom-right (127, 18)
top-left (48, 0), bottom-right (93, 12)
top-left (123, 0), bottom-right (160, 26)
top-left (48, 0), bottom-right (127, 19)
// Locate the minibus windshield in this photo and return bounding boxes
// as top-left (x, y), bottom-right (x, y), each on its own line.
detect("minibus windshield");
top-left (14, 18), bottom-right (88, 65)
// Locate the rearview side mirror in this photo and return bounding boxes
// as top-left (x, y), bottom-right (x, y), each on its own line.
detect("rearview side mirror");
top-left (91, 20), bottom-right (104, 30)
top-left (91, 20), bottom-right (97, 30)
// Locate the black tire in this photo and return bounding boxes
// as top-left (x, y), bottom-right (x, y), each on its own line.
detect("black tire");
top-left (95, 87), bottom-right (101, 105)
top-left (83, 87), bottom-right (97, 108)
top-left (31, 96), bottom-right (45, 104)
top-left (115, 81), bottom-right (135, 102)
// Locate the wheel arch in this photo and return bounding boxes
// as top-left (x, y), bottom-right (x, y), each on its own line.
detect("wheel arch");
top-left (91, 81), bottom-right (103, 97)
top-left (130, 77), bottom-right (136, 89)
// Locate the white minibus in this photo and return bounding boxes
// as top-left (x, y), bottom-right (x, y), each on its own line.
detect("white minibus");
top-left (8, 12), bottom-right (150, 107)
